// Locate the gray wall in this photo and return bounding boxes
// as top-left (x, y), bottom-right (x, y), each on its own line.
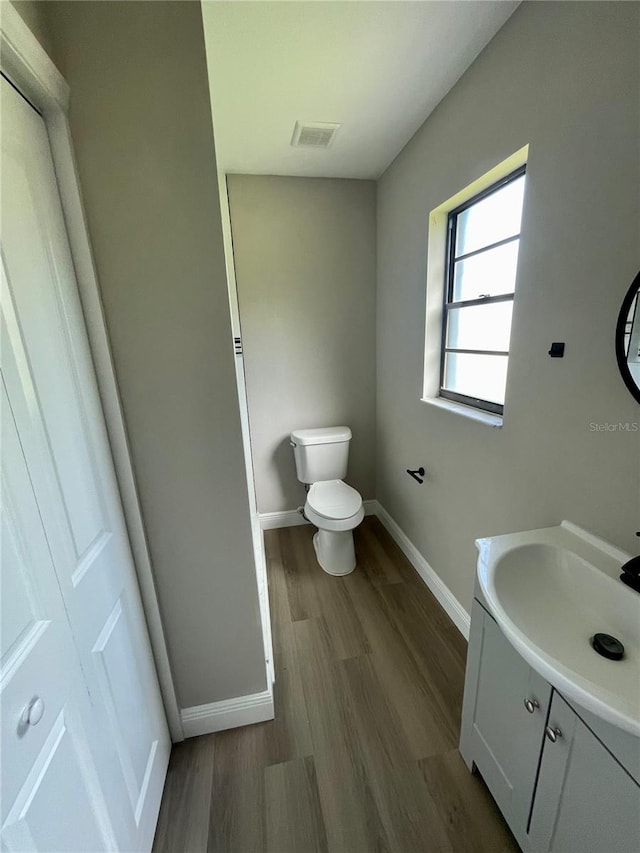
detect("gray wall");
top-left (10, 0), bottom-right (53, 55)
top-left (377, 1), bottom-right (640, 616)
top-left (43, 1), bottom-right (267, 708)
top-left (228, 175), bottom-right (377, 513)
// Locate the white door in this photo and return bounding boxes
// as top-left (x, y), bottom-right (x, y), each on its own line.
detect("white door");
top-left (1, 381), bottom-right (118, 852)
top-left (1, 74), bottom-right (170, 850)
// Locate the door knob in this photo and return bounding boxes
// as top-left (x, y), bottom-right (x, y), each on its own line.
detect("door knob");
top-left (545, 725), bottom-right (562, 743)
top-left (524, 697), bottom-right (540, 714)
top-left (21, 696), bottom-right (45, 727)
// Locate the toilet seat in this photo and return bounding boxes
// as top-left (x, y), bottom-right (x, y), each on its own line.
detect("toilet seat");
top-left (304, 480), bottom-right (364, 534)
top-left (306, 480), bottom-right (362, 520)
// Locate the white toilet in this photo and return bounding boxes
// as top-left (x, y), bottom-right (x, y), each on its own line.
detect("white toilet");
top-left (290, 426), bottom-right (364, 576)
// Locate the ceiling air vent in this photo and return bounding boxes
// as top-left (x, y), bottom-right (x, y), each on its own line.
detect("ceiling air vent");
top-left (291, 121), bottom-right (340, 149)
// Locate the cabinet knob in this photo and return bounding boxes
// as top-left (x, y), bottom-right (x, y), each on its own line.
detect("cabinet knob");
top-left (545, 725), bottom-right (562, 743)
top-left (524, 697), bottom-right (540, 714)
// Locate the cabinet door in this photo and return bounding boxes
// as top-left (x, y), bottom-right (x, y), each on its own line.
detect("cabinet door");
top-left (529, 693), bottom-right (640, 853)
top-left (461, 601), bottom-right (551, 846)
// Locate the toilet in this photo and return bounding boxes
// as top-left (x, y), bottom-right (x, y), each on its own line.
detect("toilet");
top-left (290, 426), bottom-right (364, 576)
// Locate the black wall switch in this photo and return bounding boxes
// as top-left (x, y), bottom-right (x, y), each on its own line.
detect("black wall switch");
top-left (548, 342), bottom-right (565, 358)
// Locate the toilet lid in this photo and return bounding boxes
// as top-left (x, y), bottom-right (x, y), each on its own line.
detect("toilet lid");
top-left (307, 480), bottom-right (362, 520)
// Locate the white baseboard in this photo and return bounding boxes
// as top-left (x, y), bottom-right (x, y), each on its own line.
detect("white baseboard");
top-left (259, 509), bottom-right (308, 529)
top-left (180, 689), bottom-right (274, 739)
top-left (372, 501), bottom-right (471, 639)
top-left (259, 499), bottom-right (378, 530)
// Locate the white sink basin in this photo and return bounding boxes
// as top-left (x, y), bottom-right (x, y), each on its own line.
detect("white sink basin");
top-left (476, 521), bottom-right (640, 736)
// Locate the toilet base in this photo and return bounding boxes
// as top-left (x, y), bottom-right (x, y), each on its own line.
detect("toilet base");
top-left (312, 529), bottom-right (356, 576)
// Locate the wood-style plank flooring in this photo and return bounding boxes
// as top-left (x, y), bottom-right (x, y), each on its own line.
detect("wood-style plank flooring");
top-left (153, 517), bottom-right (518, 853)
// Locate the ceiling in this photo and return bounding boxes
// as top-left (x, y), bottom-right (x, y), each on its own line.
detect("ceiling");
top-left (201, 1), bottom-right (520, 180)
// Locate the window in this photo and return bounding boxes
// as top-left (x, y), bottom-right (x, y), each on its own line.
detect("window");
top-left (622, 290), bottom-right (639, 358)
top-left (439, 167), bottom-right (526, 415)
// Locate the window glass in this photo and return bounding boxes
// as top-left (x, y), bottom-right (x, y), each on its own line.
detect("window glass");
top-left (452, 240), bottom-right (520, 302)
top-left (446, 302), bottom-right (513, 352)
top-left (443, 353), bottom-right (508, 406)
top-left (455, 174), bottom-right (525, 257)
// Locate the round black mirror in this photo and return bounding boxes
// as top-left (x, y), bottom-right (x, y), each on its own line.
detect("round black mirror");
top-left (616, 271), bottom-right (640, 405)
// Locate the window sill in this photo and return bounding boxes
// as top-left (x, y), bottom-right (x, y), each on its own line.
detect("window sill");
top-left (421, 396), bottom-right (503, 428)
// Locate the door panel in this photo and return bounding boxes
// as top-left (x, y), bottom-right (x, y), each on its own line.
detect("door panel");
top-left (3, 712), bottom-right (109, 853)
top-left (2, 121), bottom-right (106, 561)
top-left (1, 492), bottom-right (41, 664)
top-left (92, 596), bottom-right (160, 824)
top-left (1, 384), bottom-right (114, 851)
top-left (1, 75), bottom-right (169, 850)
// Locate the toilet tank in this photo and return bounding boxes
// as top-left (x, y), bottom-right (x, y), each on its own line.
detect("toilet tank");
top-left (290, 426), bottom-right (352, 484)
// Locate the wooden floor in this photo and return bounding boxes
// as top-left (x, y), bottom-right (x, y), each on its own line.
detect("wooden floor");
top-left (153, 517), bottom-right (518, 853)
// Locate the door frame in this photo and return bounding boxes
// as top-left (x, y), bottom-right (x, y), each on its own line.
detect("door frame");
top-left (217, 173), bottom-right (275, 688)
top-left (0, 3), bottom-right (183, 742)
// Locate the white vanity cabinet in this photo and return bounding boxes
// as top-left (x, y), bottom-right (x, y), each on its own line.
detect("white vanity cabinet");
top-left (460, 598), bottom-right (640, 853)
top-left (460, 600), bottom-right (551, 850)
top-left (529, 692), bottom-right (640, 853)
